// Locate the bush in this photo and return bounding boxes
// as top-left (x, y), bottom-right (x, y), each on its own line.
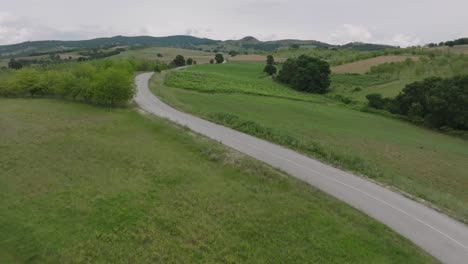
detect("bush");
top-left (173, 55), bottom-right (186, 67)
top-left (186, 58), bottom-right (193, 65)
top-left (277, 55), bottom-right (331, 94)
top-left (93, 68), bottom-right (134, 106)
top-left (263, 64), bottom-right (277, 76)
top-left (366, 93), bottom-right (386, 109)
top-left (215, 54), bottom-right (224, 64)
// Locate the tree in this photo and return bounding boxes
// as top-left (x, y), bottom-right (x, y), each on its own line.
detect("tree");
top-left (366, 93), bottom-right (387, 109)
top-left (186, 58), bottom-right (193, 65)
top-left (173, 55), bottom-right (186, 67)
top-left (229, 50), bottom-right (239, 57)
top-left (277, 55), bottom-right (331, 94)
top-left (290, 44), bottom-right (300, 49)
top-left (209, 59), bottom-right (214, 64)
top-left (157, 53), bottom-right (163, 58)
top-left (93, 68), bottom-right (134, 106)
top-left (10, 68), bottom-right (43, 97)
top-left (263, 64), bottom-right (277, 76)
top-left (8, 59), bottom-right (23, 70)
top-left (266, 55), bottom-right (275, 65)
top-left (215, 53), bottom-right (224, 64)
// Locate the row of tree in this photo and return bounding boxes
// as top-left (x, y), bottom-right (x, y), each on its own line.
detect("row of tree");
top-left (0, 59), bottom-right (159, 106)
top-left (366, 75), bottom-right (468, 130)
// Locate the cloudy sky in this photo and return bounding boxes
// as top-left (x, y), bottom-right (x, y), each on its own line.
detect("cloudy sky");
top-left (1, 0), bottom-right (467, 47)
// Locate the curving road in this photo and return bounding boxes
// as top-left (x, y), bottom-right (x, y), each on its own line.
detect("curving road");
top-left (135, 72), bottom-right (468, 264)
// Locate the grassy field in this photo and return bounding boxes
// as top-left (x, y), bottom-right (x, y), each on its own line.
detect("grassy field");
top-left (115, 47), bottom-right (216, 64)
top-left (0, 99), bottom-right (438, 263)
top-left (152, 63), bottom-right (468, 223)
top-left (165, 62), bottom-right (327, 102)
top-left (331, 55), bottom-right (419, 74)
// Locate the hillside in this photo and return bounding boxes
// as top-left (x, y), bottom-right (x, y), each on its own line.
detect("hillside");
top-left (0, 35), bottom-right (218, 57)
top-left (0, 35), bottom-right (397, 58)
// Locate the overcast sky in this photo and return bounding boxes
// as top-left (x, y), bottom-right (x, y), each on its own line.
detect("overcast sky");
top-left (1, 0), bottom-right (467, 47)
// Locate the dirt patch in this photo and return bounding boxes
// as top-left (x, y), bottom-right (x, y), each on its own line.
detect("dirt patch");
top-left (332, 55), bottom-right (419, 74)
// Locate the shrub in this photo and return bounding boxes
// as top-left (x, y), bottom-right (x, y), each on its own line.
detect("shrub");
top-left (215, 54), bottom-right (224, 64)
top-left (186, 58), bottom-right (193, 65)
top-left (263, 64), bottom-right (277, 76)
top-left (93, 68), bottom-right (134, 106)
top-left (173, 55), bottom-right (186, 67)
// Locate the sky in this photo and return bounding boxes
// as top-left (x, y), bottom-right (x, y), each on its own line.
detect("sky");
top-left (0, 0), bottom-right (467, 47)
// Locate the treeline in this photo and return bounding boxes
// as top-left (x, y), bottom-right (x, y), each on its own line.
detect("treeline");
top-left (428, 38), bottom-right (468, 47)
top-left (0, 59), bottom-right (166, 106)
top-left (366, 75), bottom-right (468, 131)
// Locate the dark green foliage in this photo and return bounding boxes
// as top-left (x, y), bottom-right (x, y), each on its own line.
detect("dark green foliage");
top-left (215, 53), bottom-right (224, 64)
top-left (157, 53), bottom-right (163, 58)
top-left (440, 38), bottom-right (468, 47)
top-left (0, 59), bottom-right (150, 106)
top-left (266, 55), bottom-right (275, 65)
top-left (209, 59), bottom-right (214, 64)
top-left (277, 55), bottom-right (331, 94)
top-left (366, 93), bottom-right (387, 109)
top-left (263, 64), bottom-right (277, 76)
top-left (186, 58), bottom-right (193, 65)
top-left (228, 50), bottom-right (239, 57)
top-left (173, 55), bottom-right (186, 67)
top-left (8, 59), bottom-right (22, 69)
top-left (366, 76), bottom-right (468, 130)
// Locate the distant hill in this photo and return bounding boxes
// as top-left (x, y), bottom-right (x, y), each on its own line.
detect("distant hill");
top-left (0, 35), bottom-right (397, 58)
top-left (0, 35), bottom-right (218, 57)
top-left (340, 42), bottom-right (397, 51)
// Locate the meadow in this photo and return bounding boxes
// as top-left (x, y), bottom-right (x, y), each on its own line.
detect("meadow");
top-left (115, 47), bottom-right (215, 64)
top-left (0, 99), bottom-right (438, 263)
top-left (153, 62), bottom-right (468, 223)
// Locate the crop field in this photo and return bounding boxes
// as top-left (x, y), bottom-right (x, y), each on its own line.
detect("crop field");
top-left (165, 62), bottom-right (326, 102)
top-left (434, 44), bottom-right (468, 54)
top-left (116, 47), bottom-right (216, 64)
top-left (0, 99), bottom-right (438, 263)
top-left (228, 54), bottom-right (287, 62)
top-left (153, 62), bottom-right (468, 222)
top-left (331, 55), bottom-right (419, 74)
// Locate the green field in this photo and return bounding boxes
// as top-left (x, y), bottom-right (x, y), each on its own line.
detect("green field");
top-left (115, 47), bottom-right (215, 64)
top-left (0, 99), bottom-right (438, 263)
top-left (165, 63), bottom-right (326, 102)
top-left (152, 62), bottom-right (468, 223)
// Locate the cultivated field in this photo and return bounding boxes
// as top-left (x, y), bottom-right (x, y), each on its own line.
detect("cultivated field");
top-left (153, 62), bottom-right (468, 222)
top-left (228, 54), bottom-right (287, 63)
top-left (331, 55), bottom-right (419, 74)
top-left (116, 47), bottom-right (216, 64)
top-left (0, 99), bottom-right (437, 263)
top-left (434, 44), bottom-right (468, 54)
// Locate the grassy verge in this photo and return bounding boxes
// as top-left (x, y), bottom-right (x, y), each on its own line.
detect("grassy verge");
top-left (0, 99), bottom-right (438, 263)
top-left (151, 65), bottom-right (468, 223)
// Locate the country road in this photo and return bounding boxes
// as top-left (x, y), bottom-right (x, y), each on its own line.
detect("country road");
top-left (134, 72), bottom-right (468, 264)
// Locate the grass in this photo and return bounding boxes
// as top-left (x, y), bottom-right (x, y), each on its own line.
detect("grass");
top-left (0, 99), bottom-right (438, 263)
top-left (165, 62), bottom-right (327, 103)
top-left (115, 47), bottom-right (215, 64)
top-left (152, 64), bottom-right (468, 223)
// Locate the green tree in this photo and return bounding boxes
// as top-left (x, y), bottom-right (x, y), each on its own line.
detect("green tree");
top-left (215, 53), bottom-right (224, 64)
top-left (173, 55), bottom-right (186, 67)
top-left (11, 68), bottom-right (43, 97)
top-left (8, 59), bottom-right (23, 70)
top-left (266, 55), bottom-right (275, 65)
top-left (263, 64), bottom-right (277, 76)
top-left (93, 68), bottom-right (134, 106)
top-left (187, 58), bottom-right (193, 65)
top-left (277, 55), bottom-right (331, 94)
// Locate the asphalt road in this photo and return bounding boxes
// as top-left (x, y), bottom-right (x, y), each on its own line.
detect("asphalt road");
top-left (135, 72), bottom-right (468, 264)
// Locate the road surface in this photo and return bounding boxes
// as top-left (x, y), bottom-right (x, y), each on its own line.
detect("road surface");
top-left (135, 72), bottom-right (468, 264)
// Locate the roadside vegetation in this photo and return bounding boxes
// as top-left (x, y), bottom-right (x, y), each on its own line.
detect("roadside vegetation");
top-left (0, 59), bottom-right (165, 106)
top-left (0, 99), bottom-right (437, 263)
top-left (153, 61), bottom-right (468, 223)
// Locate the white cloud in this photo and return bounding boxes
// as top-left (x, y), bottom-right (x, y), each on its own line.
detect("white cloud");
top-left (390, 34), bottom-right (421, 47)
top-left (329, 24), bottom-right (373, 44)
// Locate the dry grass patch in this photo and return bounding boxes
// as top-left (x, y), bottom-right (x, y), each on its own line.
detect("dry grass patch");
top-left (229, 54), bottom-right (287, 63)
top-left (332, 55), bottom-right (419, 74)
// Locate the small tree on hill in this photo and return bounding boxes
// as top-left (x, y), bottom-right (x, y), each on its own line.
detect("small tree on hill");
top-left (263, 64), bottom-right (277, 76)
top-left (277, 55), bottom-right (331, 94)
top-left (215, 53), bottom-right (224, 64)
top-left (8, 59), bottom-right (23, 70)
top-left (266, 55), bottom-right (275, 65)
top-left (186, 58), bottom-right (193, 65)
top-left (173, 55), bottom-right (186, 67)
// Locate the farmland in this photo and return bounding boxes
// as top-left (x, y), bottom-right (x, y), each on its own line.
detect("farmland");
top-left (331, 55), bottom-right (419, 74)
top-left (115, 47), bottom-right (216, 64)
top-left (0, 99), bottom-right (437, 263)
top-left (153, 62), bottom-right (468, 222)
